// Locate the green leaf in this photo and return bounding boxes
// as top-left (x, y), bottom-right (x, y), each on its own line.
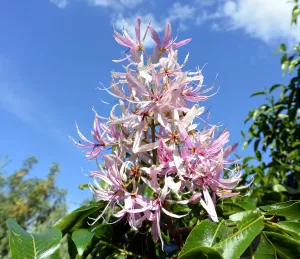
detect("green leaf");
top-left (229, 210), bottom-right (262, 231)
top-left (292, 141), bottom-right (300, 148)
top-left (277, 221), bottom-right (300, 239)
top-left (67, 234), bottom-right (79, 259)
top-left (281, 61), bottom-right (289, 75)
top-left (72, 229), bottom-right (95, 256)
top-left (280, 44), bottom-right (287, 52)
top-left (142, 185), bottom-right (155, 198)
top-left (229, 210), bottom-right (254, 222)
top-left (217, 202), bottom-right (246, 217)
top-left (238, 201), bottom-right (257, 210)
top-left (254, 232), bottom-right (276, 259)
top-left (93, 224), bottom-right (113, 241)
top-left (78, 183), bottom-right (89, 190)
top-left (242, 140), bottom-right (250, 151)
top-left (180, 220), bottom-right (230, 257)
top-left (274, 44), bottom-right (287, 54)
top-left (7, 218), bottom-right (62, 259)
top-left (259, 201), bottom-right (296, 211)
top-left (272, 184), bottom-right (287, 193)
top-left (250, 91), bottom-right (266, 97)
top-left (292, 7), bottom-right (300, 24)
top-left (278, 113), bottom-right (289, 119)
top-left (262, 201), bottom-right (300, 220)
top-left (213, 216), bottom-right (264, 259)
top-left (229, 210), bottom-right (261, 229)
top-left (240, 130), bottom-right (245, 139)
top-left (54, 201), bottom-right (102, 234)
top-left (289, 58), bottom-right (300, 74)
top-left (254, 139), bottom-right (261, 152)
top-left (179, 247), bottom-right (223, 259)
top-left (281, 53), bottom-right (287, 64)
top-left (264, 231), bottom-right (300, 258)
top-left (287, 149), bottom-right (300, 161)
top-left (256, 150), bottom-right (262, 161)
top-left (243, 156), bottom-right (255, 164)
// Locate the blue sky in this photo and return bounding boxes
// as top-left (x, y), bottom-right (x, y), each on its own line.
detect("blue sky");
top-left (0, 0), bottom-right (299, 209)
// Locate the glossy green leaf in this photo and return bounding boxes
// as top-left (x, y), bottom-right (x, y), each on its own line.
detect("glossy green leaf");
top-left (277, 221), bottom-right (300, 239)
top-left (229, 210), bottom-right (254, 222)
top-left (7, 218), bottom-right (62, 259)
top-left (179, 247), bottom-right (223, 259)
top-left (260, 201), bottom-right (296, 211)
top-left (254, 232), bottom-right (276, 259)
top-left (229, 210), bottom-right (261, 231)
top-left (264, 221), bottom-right (288, 236)
top-left (264, 231), bottom-right (300, 258)
top-left (238, 201), bottom-right (257, 210)
top-left (72, 229), bottom-right (94, 256)
top-left (217, 202), bottom-right (246, 217)
top-left (180, 219), bottom-right (230, 257)
top-left (263, 201), bottom-right (300, 220)
top-left (213, 216), bottom-right (264, 259)
top-left (54, 201), bottom-right (103, 234)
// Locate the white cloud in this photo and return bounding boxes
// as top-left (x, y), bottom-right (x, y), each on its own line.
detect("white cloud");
top-left (49, 0), bottom-right (68, 8)
top-left (221, 0), bottom-right (300, 44)
top-left (196, 10), bottom-right (221, 25)
top-left (211, 22), bottom-right (221, 31)
top-left (167, 3), bottom-right (196, 22)
top-left (90, 0), bottom-right (144, 9)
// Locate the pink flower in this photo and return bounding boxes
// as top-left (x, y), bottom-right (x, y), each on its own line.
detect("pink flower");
top-left (113, 17), bottom-right (149, 63)
top-left (70, 116), bottom-right (106, 160)
top-left (157, 139), bottom-right (173, 165)
top-left (148, 22), bottom-right (191, 62)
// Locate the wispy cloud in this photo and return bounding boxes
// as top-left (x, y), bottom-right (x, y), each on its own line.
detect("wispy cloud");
top-left (49, 0), bottom-right (68, 9)
top-left (167, 3), bottom-right (196, 22)
top-left (0, 57), bottom-right (67, 144)
top-left (47, 0), bottom-right (300, 46)
top-left (167, 2), bottom-right (196, 30)
top-left (195, 0), bottom-right (300, 45)
top-left (90, 0), bottom-right (144, 9)
top-left (220, 0), bottom-right (300, 44)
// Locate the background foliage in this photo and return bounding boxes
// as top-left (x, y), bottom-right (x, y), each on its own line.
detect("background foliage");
top-left (0, 155), bottom-right (67, 258)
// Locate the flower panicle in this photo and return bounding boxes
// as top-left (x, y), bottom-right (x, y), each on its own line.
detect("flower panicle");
top-left (72, 17), bottom-right (246, 249)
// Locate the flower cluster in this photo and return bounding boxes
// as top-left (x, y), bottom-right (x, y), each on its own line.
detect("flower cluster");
top-left (72, 18), bottom-right (246, 248)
